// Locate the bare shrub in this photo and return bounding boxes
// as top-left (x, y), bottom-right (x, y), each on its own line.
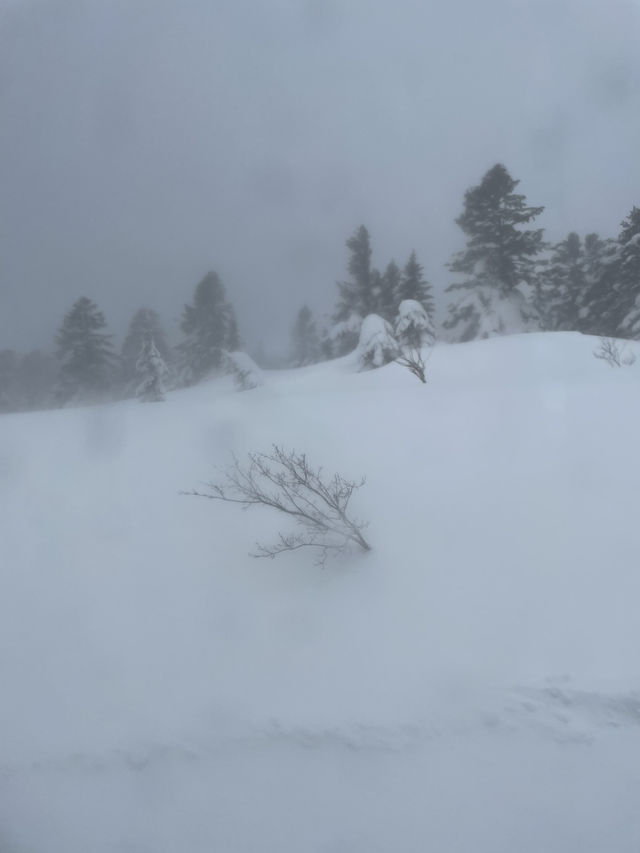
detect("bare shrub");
top-left (185, 446), bottom-right (371, 564)
top-left (395, 346), bottom-right (428, 383)
top-left (593, 337), bottom-right (636, 368)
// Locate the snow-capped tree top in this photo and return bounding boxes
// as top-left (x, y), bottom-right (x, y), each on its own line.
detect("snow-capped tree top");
top-left (396, 299), bottom-right (429, 324)
top-left (356, 314), bottom-right (399, 370)
top-left (395, 299), bottom-right (435, 347)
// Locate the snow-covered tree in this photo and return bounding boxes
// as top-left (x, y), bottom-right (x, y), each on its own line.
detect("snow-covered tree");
top-left (395, 299), bottom-right (435, 349)
top-left (224, 350), bottom-right (264, 391)
top-left (178, 271), bottom-right (239, 385)
top-left (121, 308), bottom-right (172, 391)
top-left (356, 314), bottom-right (399, 370)
top-left (323, 313), bottom-right (362, 361)
top-left (331, 225), bottom-right (374, 355)
top-left (135, 334), bottom-right (170, 402)
top-left (398, 251), bottom-right (434, 323)
top-left (290, 305), bottom-right (321, 366)
top-left (54, 297), bottom-right (116, 404)
top-left (444, 164), bottom-right (545, 341)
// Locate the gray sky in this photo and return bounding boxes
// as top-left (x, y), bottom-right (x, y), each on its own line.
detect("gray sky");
top-left (1, 0), bottom-right (640, 355)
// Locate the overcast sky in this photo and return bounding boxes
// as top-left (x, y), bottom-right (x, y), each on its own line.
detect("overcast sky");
top-left (1, 0), bottom-right (640, 354)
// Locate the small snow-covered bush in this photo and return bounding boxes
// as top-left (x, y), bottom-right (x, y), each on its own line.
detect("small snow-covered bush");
top-left (395, 299), bottom-right (435, 349)
top-left (224, 351), bottom-right (264, 391)
top-left (356, 314), bottom-right (399, 370)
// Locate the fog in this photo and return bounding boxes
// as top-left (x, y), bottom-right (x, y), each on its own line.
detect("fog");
top-left (1, 0), bottom-right (639, 354)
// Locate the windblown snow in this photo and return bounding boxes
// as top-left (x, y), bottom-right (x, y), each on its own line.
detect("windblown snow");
top-left (1, 332), bottom-right (640, 852)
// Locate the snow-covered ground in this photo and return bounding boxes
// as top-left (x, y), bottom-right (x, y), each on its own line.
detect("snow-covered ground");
top-left (2, 332), bottom-right (640, 852)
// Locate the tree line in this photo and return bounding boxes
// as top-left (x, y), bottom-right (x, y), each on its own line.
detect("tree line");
top-left (0, 270), bottom-right (241, 411)
top-left (2, 162), bottom-right (639, 412)
top-left (302, 163), bottom-right (640, 355)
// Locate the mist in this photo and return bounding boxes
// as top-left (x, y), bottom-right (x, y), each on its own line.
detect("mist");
top-left (1, 0), bottom-right (639, 355)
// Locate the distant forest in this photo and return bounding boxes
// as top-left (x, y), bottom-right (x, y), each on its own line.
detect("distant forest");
top-left (2, 163), bottom-right (639, 413)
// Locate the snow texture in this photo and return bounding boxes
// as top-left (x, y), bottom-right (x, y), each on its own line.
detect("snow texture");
top-left (1, 332), bottom-right (640, 852)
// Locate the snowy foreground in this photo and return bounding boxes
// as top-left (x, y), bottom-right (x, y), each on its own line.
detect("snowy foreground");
top-left (2, 332), bottom-right (640, 852)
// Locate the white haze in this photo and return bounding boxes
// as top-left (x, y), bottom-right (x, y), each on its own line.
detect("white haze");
top-left (1, 0), bottom-right (640, 353)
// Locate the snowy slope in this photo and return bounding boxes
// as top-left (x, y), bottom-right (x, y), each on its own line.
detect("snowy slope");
top-left (2, 332), bottom-right (640, 852)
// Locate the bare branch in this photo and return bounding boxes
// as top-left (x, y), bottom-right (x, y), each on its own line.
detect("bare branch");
top-left (395, 346), bottom-right (428, 383)
top-left (184, 446), bottom-right (371, 564)
top-left (593, 337), bottom-right (636, 368)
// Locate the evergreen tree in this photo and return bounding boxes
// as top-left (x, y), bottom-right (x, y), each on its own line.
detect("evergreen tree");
top-left (398, 251), bottom-right (435, 322)
top-left (444, 164), bottom-right (545, 341)
top-left (377, 261), bottom-right (402, 323)
top-left (226, 309), bottom-right (241, 351)
top-left (578, 233), bottom-right (618, 335)
top-left (331, 226), bottom-right (374, 355)
top-left (54, 297), bottom-right (115, 403)
top-left (135, 333), bottom-right (169, 402)
top-left (614, 207), bottom-right (640, 339)
top-left (121, 308), bottom-right (172, 391)
top-left (179, 271), bottom-right (238, 384)
top-left (290, 305), bottom-right (321, 366)
top-left (539, 232), bottom-right (586, 331)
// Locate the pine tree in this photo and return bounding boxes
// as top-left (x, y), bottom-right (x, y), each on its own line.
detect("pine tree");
top-left (444, 164), bottom-right (545, 341)
top-left (179, 271), bottom-right (239, 384)
top-left (290, 305), bottom-right (321, 366)
top-left (331, 226), bottom-right (374, 355)
top-left (54, 297), bottom-right (115, 403)
top-left (226, 309), bottom-right (241, 351)
top-left (398, 251), bottom-right (434, 323)
top-left (135, 333), bottom-right (169, 402)
top-left (614, 207), bottom-right (640, 339)
top-left (121, 308), bottom-right (172, 391)
top-left (377, 261), bottom-right (401, 323)
top-left (539, 232), bottom-right (586, 331)
top-left (578, 233), bottom-right (618, 335)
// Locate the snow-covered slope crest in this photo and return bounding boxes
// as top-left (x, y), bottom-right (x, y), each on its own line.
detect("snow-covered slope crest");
top-left (2, 331), bottom-right (640, 852)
